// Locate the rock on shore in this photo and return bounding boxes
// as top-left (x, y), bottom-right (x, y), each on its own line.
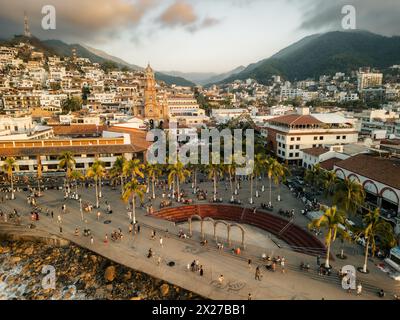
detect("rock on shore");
top-left (0, 241), bottom-right (202, 300)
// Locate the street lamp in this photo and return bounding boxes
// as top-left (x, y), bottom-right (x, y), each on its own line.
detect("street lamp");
top-left (80, 198), bottom-right (83, 221)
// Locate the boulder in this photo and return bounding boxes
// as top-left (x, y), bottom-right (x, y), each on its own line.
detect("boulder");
top-left (104, 266), bottom-right (116, 282)
top-left (160, 283), bottom-right (169, 297)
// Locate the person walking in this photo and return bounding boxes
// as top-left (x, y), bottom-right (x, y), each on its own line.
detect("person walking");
top-left (218, 275), bottom-right (224, 285)
top-left (51, 211), bottom-right (54, 219)
top-left (357, 283), bottom-right (362, 296)
top-left (159, 237), bottom-right (163, 248)
top-left (248, 259), bottom-right (252, 269)
top-left (255, 266), bottom-right (262, 281)
top-left (281, 258), bottom-right (286, 273)
top-left (137, 224), bottom-right (141, 233)
top-left (97, 211), bottom-right (101, 221)
top-left (199, 266), bottom-right (204, 277)
top-left (157, 256), bottom-right (162, 266)
top-left (104, 234), bottom-right (108, 244)
top-left (248, 293), bottom-right (252, 300)
top-left (90, 236), bottom-right (94, 245)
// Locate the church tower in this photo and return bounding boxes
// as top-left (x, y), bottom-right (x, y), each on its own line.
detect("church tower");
top-left (144, 63), bottom-right (165, 120)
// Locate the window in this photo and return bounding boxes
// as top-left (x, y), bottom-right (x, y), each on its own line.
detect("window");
top-left (342, 136), bottom-right (346, 140)
top-left (76, 163), bottom-right (84, 169)
top-left (19, 165), bottom-right (29, 171)
top-left (319, 136), bottom-right (323, 140)
top-left (295, 153), bottom-right (299, 157)
top-left (314, 136), bottom-right (318, 141)
top-left (290, 137), bottom-right (295, 141)
top-left (336, 136), bottom-right (340, 140)
top-left (296, 145), bottom-right (300, 149)
top-left (282, 151), bottom-right (286, 157)
top-left (290, 145), bottom-right (294, 150)
top-left (278, 142), bottom-right (281, 147)
top-left (312, 144), bottom-right (316, 148)
top-left (282, 144), bottom-right (286, 148)
top-left (297, 137), bottom-right (301, 141)
top-left (289, 153), bottom-right (293, 158)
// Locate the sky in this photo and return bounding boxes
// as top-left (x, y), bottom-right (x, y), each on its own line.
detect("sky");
top-left (0, 0), bottom-right (399, 73)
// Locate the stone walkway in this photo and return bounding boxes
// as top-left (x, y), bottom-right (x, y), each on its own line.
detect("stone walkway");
top-left (1, 177), bottom-right (399, 300)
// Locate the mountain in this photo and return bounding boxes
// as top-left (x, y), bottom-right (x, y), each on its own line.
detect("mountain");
top-left (162, 66), bottom-right (246, 85)
top-left (79, 44), bottom-right (142, 71)
top-left (42, 40), bottom-right (195, 86)
top-left (218, 31), bottom-right (400, 84)
top-left (0, 36), bottom-right (194, 87)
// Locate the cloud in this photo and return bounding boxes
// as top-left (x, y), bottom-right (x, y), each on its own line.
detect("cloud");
top-left (158, 0), bottom-right (197, 27)
top-left (291, 0), bottom-right (400, 36)
top-left (0, 0), bottom-right (157, 42)
top-left (157, 0), bottom-right (220, 33)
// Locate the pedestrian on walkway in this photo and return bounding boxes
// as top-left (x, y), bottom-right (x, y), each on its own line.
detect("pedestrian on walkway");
top-left (57, 215), bottom-right (62, 224)
top-left (157, 256), bottom-right (161, 266)
top-left (59, 226), bottom-right (63, 233)
top-left (151, 229), bottom-right (156, 240)
top-left (74, 228), bottom-right (79, 236)
top-left (90, 236), bottom-right (94, 245)
top-left (137, 224), bottom-right (141, 233)
top-left (255, 266), bottom-right (262, 281)
top-left (281, 258), bottom-right (286, 273)
top-left (200, 266), bottom-right (204, 276)
top-left (248, 293), bottom-right (252, 300)
top-left (159, 237), bottom-right (163, 247)
top-left (97, 211), bottom-right (101, 221)
top-left (248, 259), bottom-right (252, 269)
top-left (104, 234), bottom-right (108, 244)
top-left (51, 211), bottom-right (54, 219)
top-left (218, 275), bottom-right (224, 285)
top-left (357, 283), bottom-right (362, 296)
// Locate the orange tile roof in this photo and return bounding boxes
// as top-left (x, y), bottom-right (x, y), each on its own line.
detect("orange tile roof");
top-left (335, 154), bottom-right (400, 190)
top-left (268, 115), bottom-right (323, 126)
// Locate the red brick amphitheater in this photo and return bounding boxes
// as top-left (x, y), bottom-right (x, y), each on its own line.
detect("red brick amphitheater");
top-left (150, 204), bottom-right (327, 258)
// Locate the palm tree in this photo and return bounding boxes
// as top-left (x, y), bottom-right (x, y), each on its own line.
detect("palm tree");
top-left (2, 157), bottom-right (17, 200)
top-left (225, 160), bottom-right (237, 201)
top-left (276, 162), bottom-right (290, 201)
top-left (36, 156), bottom-right (43, 196)
top-left (110, 156), bottom-right (126, 194)
top-left (206, 163), bottom-right (224, 202)
top-left (354, 208), bottom-right (396, 273)
top-left (86, 160), bottom-right (105, 208)
top-left (309, 206), bottom-right (348, 268)
top-left (58, 151), bottom-right (76, 194)
top-left (265, 157), bottom-right (281, 204)
top-left (304, 164), bottom-right (323, 191)
top-left (146, 164), bottom-right (162, 199)
top-left (334, 178), bottom-right (366, 215)
top-left (123, 158), bottom-right (145, 180)
top-left (122, 178), bottom-right (146, 225)
top-left (70, 170), bottom-right (84, 198)
top-left (168, 161), bottom-right (190, 202)
top-left (251, 153), bottom-right (265, 203)
top-left (321, 170), bottom-right (337, 197)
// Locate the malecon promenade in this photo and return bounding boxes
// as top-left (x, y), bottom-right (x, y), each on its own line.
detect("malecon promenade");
top-left (1, 178), bottom-right (398, 300)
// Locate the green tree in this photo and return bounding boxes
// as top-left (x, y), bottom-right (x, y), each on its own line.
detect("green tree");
top-left (146, 164), bottom-right (162, 199)
top-left (110, 156), bottom-right (127, 194)
top-left (123, 159), bottom-right (145, 180)
top-left (265, 157), bottom-right (281, 204)
top-left (168, 162), bottom-right (190, 202)
top-left (304, 164), bottom-right (323, 191)
top-left (309, 206), bottom-right (348, 268)
top-left (86, 160), bottom-right (105, 208)
top-left (61, 97), bottom-right (82, 114)
top-left (354, 208), bottom-right (396, 273)
top-left (58, 152), bottom-right (76, 194)
top-left (206, 162), bottom-right (224, 202)
top-left (334, 178), bottom-right (366, 215)
top-left (122, 178), bottom-right (146, 225)
top-left (2, 157), bottom-right (17, 200)
top-left (70, 170), bottom-right (84, 197)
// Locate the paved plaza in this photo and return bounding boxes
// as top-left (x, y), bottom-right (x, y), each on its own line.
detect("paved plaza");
top-left (1, 176), bottom-right (399, 300)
